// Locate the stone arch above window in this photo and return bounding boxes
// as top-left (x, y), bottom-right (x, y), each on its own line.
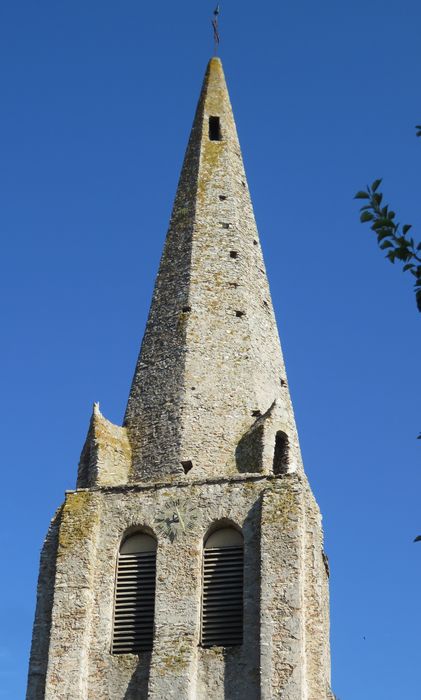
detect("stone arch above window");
top-left (120, 531), bottom-right (157, 554)
top-left (201, 525), bottom-right (244, 648)
top-left (111, 531), bottom-right (157, 655)
top-left (205, 526), bottom-right (243, 549)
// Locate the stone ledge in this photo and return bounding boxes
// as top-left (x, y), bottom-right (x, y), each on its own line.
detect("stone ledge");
top-left (68, 471), bottom-right (306, 497)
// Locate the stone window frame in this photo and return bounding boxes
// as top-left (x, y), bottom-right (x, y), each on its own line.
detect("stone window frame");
top-left (111, 527), bottom-right (158, 655)
top-left (200, 521), bottom-right (244, 648)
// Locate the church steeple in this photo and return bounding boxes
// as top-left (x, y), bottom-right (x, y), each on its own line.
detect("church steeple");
top-left (124, 57), bottom-right (302, 482)
top-left (27, 56), bottom-right (333, 700)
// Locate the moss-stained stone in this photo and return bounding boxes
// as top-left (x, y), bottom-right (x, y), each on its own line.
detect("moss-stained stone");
top-left (261, 477), bottom-right (300, 527)
top-left (58, 491), bottom-right (100, 553)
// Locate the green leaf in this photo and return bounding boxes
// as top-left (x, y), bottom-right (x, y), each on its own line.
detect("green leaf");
top-left (360, 211), bottom-right (374, 223)
top-left (372, 219), bottom-right (394, 231)
top-left (402, 224), bottom-right (412, 235)
top-left (373, 193), bottom-right (383, 206)
top-left (403, 263), bottom-right (414, 271)
top-left (373, 219), bottom-right (395, 232)
top-left (380, 241), bottom-right (393, 249)
top-left (371, 179), bottom-right (382, 192)
top-left (388, 211), bottom-right (395, 220)
top-left (377, 231), bottom-right (392, 242)
top-left (355, 191), bottom-right (370, 199)
top-left (395, 248), bottom-right (411, 261)
top-left (417, 242), bottom-right (421, 251)
top-left (386, 251), bottom-right (396, 263)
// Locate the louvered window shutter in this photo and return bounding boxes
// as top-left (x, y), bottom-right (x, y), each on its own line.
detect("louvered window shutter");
top-left (112, 533), bottom-right (157, 655)
top-left (201, 527), bottom-right (244, 647)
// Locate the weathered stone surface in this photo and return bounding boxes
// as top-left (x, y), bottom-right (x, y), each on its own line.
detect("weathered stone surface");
top-left (28, 475), bottom-right (330, 699)
top-left (124, 57), bottom-right (302, 483)
top-left (26, 508), bottom-right (62, 700)
top-left (77, 403), bottom-right (131, 488)
top-left (26, 56), bottom-right (332, 699)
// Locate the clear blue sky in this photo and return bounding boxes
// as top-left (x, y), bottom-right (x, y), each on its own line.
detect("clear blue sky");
top-left (1, 1), bottom-right (420, 697)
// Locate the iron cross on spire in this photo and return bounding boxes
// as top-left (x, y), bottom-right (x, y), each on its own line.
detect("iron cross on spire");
top-left (212, 4), bottom-right (220, 55)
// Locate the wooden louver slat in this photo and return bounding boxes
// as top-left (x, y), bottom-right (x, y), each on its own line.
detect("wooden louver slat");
top-left (201, 545), bottom-right (244, 647)
top-left (112, 551), bottom-right (156, 654)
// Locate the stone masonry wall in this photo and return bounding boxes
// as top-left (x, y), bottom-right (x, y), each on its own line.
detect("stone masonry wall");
top-left (124, 58), bottom-right (302, 484)
top-left (27, 56), bottom-right (332, 700)
top-left (26, 508), bottom-right (62, 700)
top-left (27, 474), bottom-right (331, 699)
top-left (77, 404), bottom-right (132, 488)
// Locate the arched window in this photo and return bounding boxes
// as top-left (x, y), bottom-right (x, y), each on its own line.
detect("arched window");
top-left (273, 430), bottom-right (289, 474)
top-left (111, 532), bottom-right (157, 655)
top-left (201, 526), bottom-right (244, 647)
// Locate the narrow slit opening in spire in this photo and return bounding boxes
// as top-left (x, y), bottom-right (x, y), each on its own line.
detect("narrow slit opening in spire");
top-left (273, 431), bottom-right (289, 475)
top-left (209, 116), bottom-right (222, 141)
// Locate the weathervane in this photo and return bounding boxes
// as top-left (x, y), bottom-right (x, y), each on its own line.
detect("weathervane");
top-left (212, 4), bottom-right (220, 55)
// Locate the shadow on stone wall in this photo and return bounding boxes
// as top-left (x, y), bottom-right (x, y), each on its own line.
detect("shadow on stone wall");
top-left (223, 497), bottom-right (261, 699)
top-left (123, 652), bottom-right (152, 700)
top-left (235, 423), bottom-right (264, 474)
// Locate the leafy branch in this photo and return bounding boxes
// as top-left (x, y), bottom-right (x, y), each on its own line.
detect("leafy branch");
top-left (354, 179), bottom-right (421, 313)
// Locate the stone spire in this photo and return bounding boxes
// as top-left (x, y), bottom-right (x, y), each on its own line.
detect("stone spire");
top-left (27, 56), bottom-right (333, 700)
top-left (124, 57), bottom-right (302, 482)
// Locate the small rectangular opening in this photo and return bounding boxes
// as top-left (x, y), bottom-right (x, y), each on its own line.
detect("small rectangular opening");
top-left (209, 116), bottom-right (222, 141)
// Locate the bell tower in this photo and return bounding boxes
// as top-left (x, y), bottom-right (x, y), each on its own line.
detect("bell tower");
top-left (27, 57), bottom-right (333, 700)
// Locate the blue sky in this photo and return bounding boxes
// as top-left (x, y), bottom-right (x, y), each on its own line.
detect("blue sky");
top-left (1, 1), bottom-right (420, 697)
